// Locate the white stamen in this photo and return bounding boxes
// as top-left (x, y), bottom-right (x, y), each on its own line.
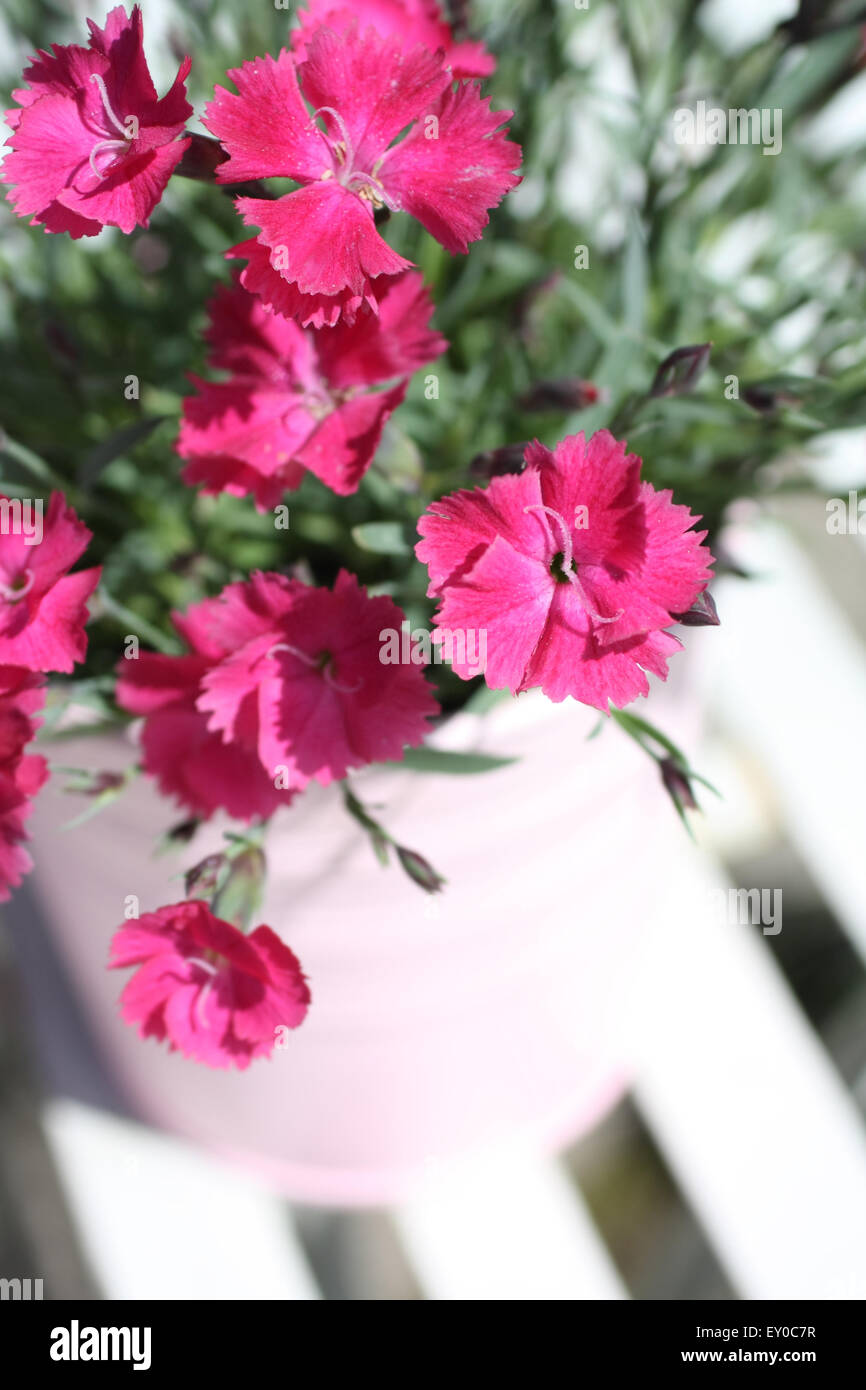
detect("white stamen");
top-left (312, 105), bottom-right (355, 171)
top-left (522, 503), bottom-right (623, 627)
top-left (267, 641), bottom-right (319, 668)
top-left (88, 136), bottom-right (128, 181)
top-left (89, 72), bottom-right (130, 138)
top-left (268, 642), bottom-right (362, 693)
top-left (524, 502), bottom-right (574, 573)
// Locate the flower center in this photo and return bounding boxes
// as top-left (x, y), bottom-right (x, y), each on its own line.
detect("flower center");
top-left (523, 503), bottom-right (623, 626)
top-left (88, 72), bottom-right (137, 181)
top-left (312, 106), bottom-right (391, 210)
top-left (0, 570), bottom-right (33, 602)
top-left (549, 550), bottom-right (572, 585)
top-left (267, 641), bottom-right (362, 694)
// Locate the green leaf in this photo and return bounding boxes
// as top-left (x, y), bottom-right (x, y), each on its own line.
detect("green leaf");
top-left (96, 587), bottom-right (184, 655)
top-left (78, 416), bottom-right (167, 487)
top-left (389, 747), bottom-right (517, 775)
top-left (351, 521), bottom-right (411, 555)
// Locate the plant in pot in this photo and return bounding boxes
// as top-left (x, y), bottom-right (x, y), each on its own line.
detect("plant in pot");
top-left (0, 0), bottom-right (864, 1201)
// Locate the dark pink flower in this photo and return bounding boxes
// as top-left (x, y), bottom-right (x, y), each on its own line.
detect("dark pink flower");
top-left (416, 431), bottom-right (714, 711)
top-left (0, 667), bottom-right (48, 902)
top-left (3, 5), bottom-right (192, 237)
top-left (109, 900), bottom-right (310, 1070)
top-left (290, 0), bottom-right (495, 80)
top-left (115, 578), bottom-right (302, 822)
top-left (177, 269), bottom-right (446, 507)
top-left (0, 492), bottom-right (100, 674)
top-left (119, 570), bottom-right (438, 804)
top-left (197, 569), bottom-right (439, 789)
top-left (204, 26), bottom-right (520, 325)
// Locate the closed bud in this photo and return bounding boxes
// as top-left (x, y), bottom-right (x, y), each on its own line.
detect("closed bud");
top-left (650, 343), bottom-right (711, 398)
top-left (672, 590), bottom-right (720, 627)
top-left (659, 757), bottom-right (698, 812)
top-left (396, 845), bottom-right (446, 895)
top-left (62, 769), bottom-right (126, 797)
top-left (469, 442), bottom-right (528, 479)
top-left (184, 852), bottom-right (226, 901)
top-left (520, 379), bottom-right (602, 412)
top-left (212, 845), bottom-right (267, 931)
top-left (175, 132), bottom-right (229, 183)
top-left (165, 817), bottom-right (201, 845)
top-left (741, 383), bottom-right (800, 414)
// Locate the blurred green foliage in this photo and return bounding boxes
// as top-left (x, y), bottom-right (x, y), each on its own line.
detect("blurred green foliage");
top-left (1, 0), bottom-right (865, 718)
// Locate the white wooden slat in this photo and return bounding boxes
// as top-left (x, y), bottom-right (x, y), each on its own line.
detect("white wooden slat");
top-left (42, 1100), bottom-right (320, 1300)
top-left (704, 517), bottom-right (866, 966)
top-left (394, 1146), bottom-right (627, 1301)
top-left (626, 851), bottom-right (866, 1300)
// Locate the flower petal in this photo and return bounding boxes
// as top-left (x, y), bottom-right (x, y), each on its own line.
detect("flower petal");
top-left (379, 83), bottom-right (521, 253)
top-left (205, 49), bottom-right (327, 183)
top-left (299, 23), bottom-right (449, 171)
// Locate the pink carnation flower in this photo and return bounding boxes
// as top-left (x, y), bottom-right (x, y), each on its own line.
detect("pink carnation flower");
top-left (290, 0), bottom-right (496, 80)
top-left (0, 492), bottom-right (101, 674)
top-left (197, 570), bottom-right (439, 789)
top-left (115, 580), bottom-right (301, 822)
top-left (0, 667), bottom-right (49, 902)
top-left (177, 269), bottom-right (446, 507)
top-left (109, 900), bottom-right (310, 1070)
top-left (3, 5), bottom-right (192, 237)
top-left (118, 570), bottom-right (438, 805)
top-left (416, 431), bottom-right (715, 711)
top-left (204, 25), bottom-right (521, 326)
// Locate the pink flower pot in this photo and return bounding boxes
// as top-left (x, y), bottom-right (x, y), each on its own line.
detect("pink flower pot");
top-left (25, 684), bottom-right (687, 1205)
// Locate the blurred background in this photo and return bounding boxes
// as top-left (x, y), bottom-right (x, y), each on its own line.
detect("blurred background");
top-left (1, 0), bottom-right (866, 1299)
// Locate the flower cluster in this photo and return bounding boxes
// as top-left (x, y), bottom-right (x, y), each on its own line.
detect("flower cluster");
top-left (116, 570), bottom-right (438, 820)
top-left (178, 270), bottom-right (446, 506)
top-left (0, 493), bottom-right (100, 898)
top-left (0, 668), bottom-right (49, 903)
top-left (1, 3), bottom-right (721, 1072)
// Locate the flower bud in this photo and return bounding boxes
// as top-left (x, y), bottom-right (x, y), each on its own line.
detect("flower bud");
top-left (672, 590), bottom-right (720, 627)
top-left (650, 343), bottom-right (711, 398)
top-left (469, 442), bottom-right (527, 479)
top-left (659, 757), bottom-right (698, 812)
top-left (396, 845), bottom-right (446, 895)
top-left (184, 852), bottom-right (226, 901)
top-left (520, 379), bottom-right (602, 412)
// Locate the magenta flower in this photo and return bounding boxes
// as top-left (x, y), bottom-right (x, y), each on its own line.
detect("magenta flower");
top-left (115, 579), bottom-right (301, 822)
top-left (196, 570), bottom-right (439, 789)
top-left (416, 431), bottom-right (714, 711)
top-left (290, 0), bottom-right (496, 80)
top-left (0, 667), bottom-right (48, 902)
top-left (203, 25), bottom-right (521, 325)
top-left (0, 492), bottom-right (101, 674)
top-left (177, 269), bottom-right (446, 507)
top-left (3, 5), bottom-right (192, 237)
top-left (117, 570), bottom-right (438, 808)
top-left (109, 900), bottom-right (310, 1070)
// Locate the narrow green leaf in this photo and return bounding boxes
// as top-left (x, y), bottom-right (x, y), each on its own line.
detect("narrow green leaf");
top-left (351, 521), bottom-right (411, 555)
top-left (389, 747), bottom-right (516, 775)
